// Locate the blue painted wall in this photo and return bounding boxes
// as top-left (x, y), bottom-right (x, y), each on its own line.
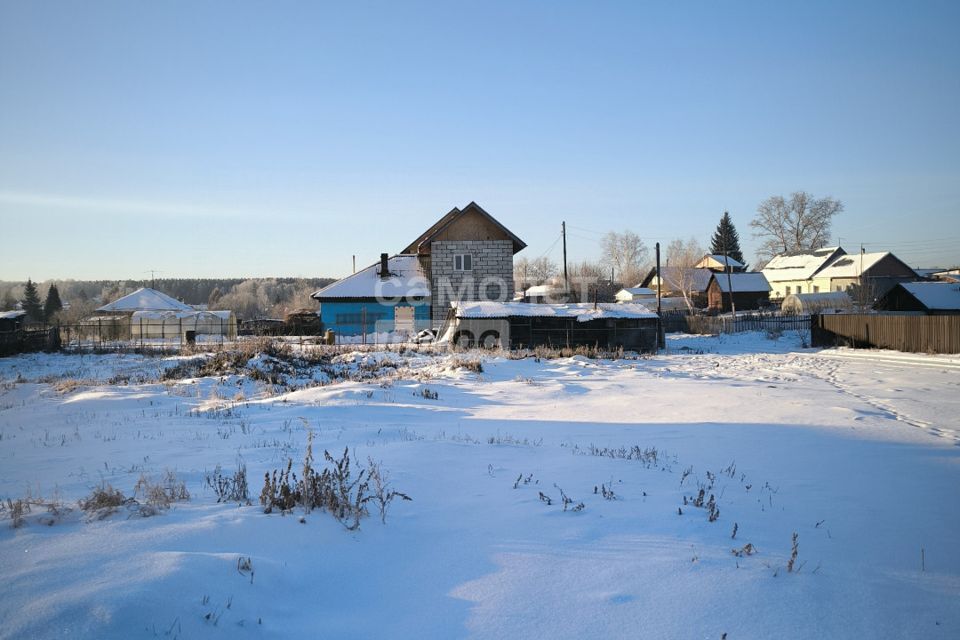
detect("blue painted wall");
top-left (318, 300), bottom-right (431, 336)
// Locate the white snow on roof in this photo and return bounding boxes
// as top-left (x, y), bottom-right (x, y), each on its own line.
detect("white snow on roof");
top-left (816, 252), bottom-right (897, 279)
top-left (312, 255), bottom-right (431, 299)
top-left (0, 310), bottom-right (27, 320)
top-left (900, 282), bottom-right (960, 310)
top-left (696, 255), bottom-right (745, 269)
top-left (96, 288), bottom-right (194, 312)
top-left (524, 284), bottom-right (564, 296)
top-left (762, 247), bottom-right (844, 282)
top-left (618, 287), bottom-right (655, 297)
top-left (454, 301), bottom-right (657, 322)
top-left (712, 272), bottom-right (771, 293)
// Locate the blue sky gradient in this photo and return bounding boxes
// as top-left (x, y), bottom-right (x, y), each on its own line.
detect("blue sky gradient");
top-left (1, 0), bottom-right (958, 279)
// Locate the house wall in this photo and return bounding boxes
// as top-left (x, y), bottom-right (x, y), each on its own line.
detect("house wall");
top-left (707, 281), bottom-right (769, 312)
top-left (768, 279), bottom-right (814, 299)
top-left (319, 300), bottom-right (431, 336)
top-left (430, 240), bottom-right (515, 327)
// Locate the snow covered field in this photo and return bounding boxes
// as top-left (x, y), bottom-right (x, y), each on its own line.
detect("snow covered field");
top-left (1, 333), bottom-right (958, 639)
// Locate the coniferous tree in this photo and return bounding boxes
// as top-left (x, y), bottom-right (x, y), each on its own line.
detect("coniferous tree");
top-left (710, 211), bottom-right (746, 267)
top-left (21, 279), bottom-right (44, 322)
top-left (43, 284), bottom-right (64, 321)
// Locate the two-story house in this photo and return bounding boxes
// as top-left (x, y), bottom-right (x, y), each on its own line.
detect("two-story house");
top-left (312, 202), bottom-right (526, 336)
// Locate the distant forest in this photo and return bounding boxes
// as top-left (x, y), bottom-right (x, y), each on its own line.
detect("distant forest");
top-left (0, 277), bottom-right (336, 322)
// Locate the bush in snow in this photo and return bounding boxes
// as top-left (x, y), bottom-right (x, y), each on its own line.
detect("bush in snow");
top-left (206, 461), bottom-right (250, 504)
top-left (132, 470), bottom-right (191, 516)
top-left (78, 483), bottom-right (129, 520)
top-left (259, 434), bottom-right (410, 529)
top-left (449, 356), bottom-right (484, 373)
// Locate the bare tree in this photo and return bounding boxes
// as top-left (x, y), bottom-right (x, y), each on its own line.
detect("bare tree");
top-left (514, 256), bottom-right (559, 289)
top-left (751, 191), bottom-right (843, 261)
top-left (665, 237), bottom-right (706, 311)
top-left (565, 260), bottom-right (621, 302)
top-left (600, 230), bottom-right (648, 285)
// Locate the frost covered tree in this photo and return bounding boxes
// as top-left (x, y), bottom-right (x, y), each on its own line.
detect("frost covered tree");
top-left (1, 289), bottom-right (16, 311)
top-left (751, 192), bottom-right (843, 262)
top-left (21, 279), bottom-right (43, 322)
top-left (665, 237), bottom-right (706, 311)
top-left (710, 211), bottom-right (745, 267)
top-left (600, 230), bottom-right (648, 286)
top-left (43, 284), bottom-right (63, 321)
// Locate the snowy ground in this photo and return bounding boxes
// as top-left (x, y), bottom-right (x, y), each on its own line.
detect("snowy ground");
top-left (0, 333), bottom-right (958, 639)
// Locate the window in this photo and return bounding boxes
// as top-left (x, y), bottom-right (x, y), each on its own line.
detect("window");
top-left (813, 286), bottom-right (819, 293)
top-left (796, 285), bottom-right (803, 294)
top-left (836, 286), bottom-right (842, 292)
top-left (785, 286), bottom-right (791, 295)
top-left (454, 254), bottom-right (473, 271)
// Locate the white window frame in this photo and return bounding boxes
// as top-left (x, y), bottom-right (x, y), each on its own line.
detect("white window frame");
top-left (454, 254), bottom-right (473, 271)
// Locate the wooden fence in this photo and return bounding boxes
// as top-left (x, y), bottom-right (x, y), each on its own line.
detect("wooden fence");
top-left (811, 314), bottom-right (960, 354)
top-left (0, 327), bottom-right (60, 356)
top-left (661, 313), bottom-right (810, 335)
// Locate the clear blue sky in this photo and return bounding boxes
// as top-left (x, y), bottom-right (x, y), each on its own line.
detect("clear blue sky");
top-left (1, 0), bottom-right (958, 280)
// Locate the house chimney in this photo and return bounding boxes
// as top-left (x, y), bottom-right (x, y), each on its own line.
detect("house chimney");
top-left (380, 253), bottom-right (389, 279)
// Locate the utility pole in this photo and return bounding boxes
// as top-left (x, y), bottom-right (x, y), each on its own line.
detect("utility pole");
top-left (352, 255), bottom-right (356, 274)
top-left (723, 241), bottom-right (736, 316)
top-left (561, 221), bottom-right (569, 297)
top-left (656, 242), bottom-right (664, 350)
top-left (859, 243), bottom-right (865, 308)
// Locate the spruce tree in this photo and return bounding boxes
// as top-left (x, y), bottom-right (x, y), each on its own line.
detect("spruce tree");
top-left (21, 279), bottom-right (44, 322)
top-left (43, 284), bottom-right (64, 321)
top-left (710, 211), bottom-right (746, 267)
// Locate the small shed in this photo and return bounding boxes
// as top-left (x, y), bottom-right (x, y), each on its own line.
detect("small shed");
top-left (522, 283), bottom-right (568, 304)
top-left (284, 309), bottom-right (323, 335)
top-left (706, 273), bottom-right (771, 312)
top-left (0, 310), bottom-right (26, 333)
top-left (445, 301), bottom-right (659, 352)
top-left (781, 292), bottom-right (852, 315)
top-left (873, 282), bottom-right (960, 315)
top-left (615, 287), bottom-right (656, 303)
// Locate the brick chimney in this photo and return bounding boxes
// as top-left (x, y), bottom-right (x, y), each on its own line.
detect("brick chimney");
top-left (380, 253), bottom-right (389, 279)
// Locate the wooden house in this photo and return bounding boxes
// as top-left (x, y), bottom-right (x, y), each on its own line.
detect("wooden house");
top-left (706, 273), bottom-right (771, 312)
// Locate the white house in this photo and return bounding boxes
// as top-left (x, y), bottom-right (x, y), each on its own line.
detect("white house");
top-left (761, 247), bottom-right (846, 300)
